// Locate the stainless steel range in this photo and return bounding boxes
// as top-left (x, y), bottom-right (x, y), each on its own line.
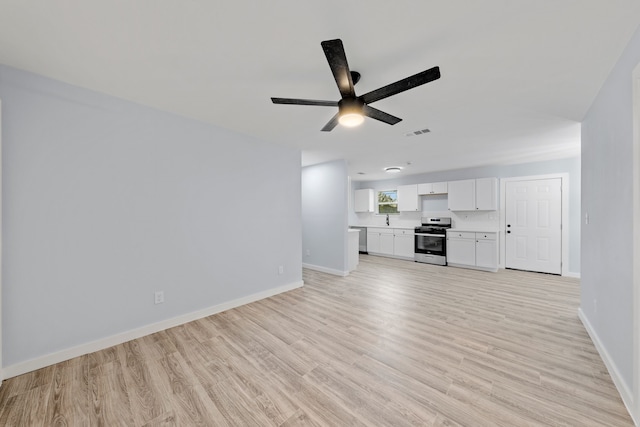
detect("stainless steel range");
top-left (414, 217), bottom-right (451, 265)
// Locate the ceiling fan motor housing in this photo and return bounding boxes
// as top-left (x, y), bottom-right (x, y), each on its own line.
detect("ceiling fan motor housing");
top-left (338, 98), bottom-right (364, 116)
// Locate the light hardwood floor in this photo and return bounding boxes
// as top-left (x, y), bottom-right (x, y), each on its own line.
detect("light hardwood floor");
top-left (0, 255), bottom-right (633, 426)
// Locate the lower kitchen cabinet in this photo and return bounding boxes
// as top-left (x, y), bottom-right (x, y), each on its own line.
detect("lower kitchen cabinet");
top-left (393, 229), bottom-right (415, 259)
top-left (475, 233), bottom-right (498, 269)
top-left (446, 231), bottom-right (498, 272)
top-left (380, 232), bottom-right (394, 256)
top-left (367, 231), bottom-right (380, 254)
top-left (367, 228), bottom-right (415, 259)
top-left (446, 232), bottom-right (476, 265)
top-left (367, 228), bottom-right (394, 256)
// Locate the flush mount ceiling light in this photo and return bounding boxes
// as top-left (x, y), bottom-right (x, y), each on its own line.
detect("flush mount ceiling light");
top-left (384, 167), bottom-right (403, 174)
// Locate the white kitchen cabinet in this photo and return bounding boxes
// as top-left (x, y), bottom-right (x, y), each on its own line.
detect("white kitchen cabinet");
top-left (393, 229), bottom-right (415, 259)
top-left (447, 178), bottom-right (498, 211)
top-left (475, 233), bottom-right (497, 269)
top-left (397, 184), bottom-right (419, 212)
top-left (367, 228), bottom-right (394, 256)
top-left (380, 233), bottom-right (394, 255)
top-left (418, 181), bottom-right (448, 195)
top-left (367, 231), bottom-right (380, 253)
top-left (447, 231), bottom-right (498, 272)
top-left (447, 180), bottom-right (476, 211)
top-left (475, 178), bottom-right (498, 210)
top-left (446, 231), bottom-right (476, 265)
top-left (354, 189), bottom-right (375, 212)
top-left (367, 228), bottom-right (414, 259)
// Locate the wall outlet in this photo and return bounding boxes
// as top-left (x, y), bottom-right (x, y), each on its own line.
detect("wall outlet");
top-left (278, 265), bottom-right (284, 275)
top-left (154, 291), bottom-right (164, 305)
top-left (585, 212), bottom-right (589, 225)
top-left (305, 249), bottom-right (311, 257)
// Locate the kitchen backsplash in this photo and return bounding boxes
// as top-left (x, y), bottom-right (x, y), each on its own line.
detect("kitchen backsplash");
top-left (353, 209), bottom-right (499, 230)
top-left (354, 211), bottom-right (422, 228)
top-left (443, 210), bottom-right (499, 230)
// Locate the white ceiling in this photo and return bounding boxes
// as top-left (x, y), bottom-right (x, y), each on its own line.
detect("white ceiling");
top-left (1, 1), bottom-right (639, 181)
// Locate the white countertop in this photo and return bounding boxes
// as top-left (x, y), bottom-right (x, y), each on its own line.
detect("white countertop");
top-left (448, 228), bottom-right (499, 233)
top-left (350, 225), bottom-right (417, 230)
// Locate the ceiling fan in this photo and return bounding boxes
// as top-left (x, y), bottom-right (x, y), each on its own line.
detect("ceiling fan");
top-left (271, 39), bottom-right (441, 131)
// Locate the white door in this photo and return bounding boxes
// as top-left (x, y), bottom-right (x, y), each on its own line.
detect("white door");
top-left (505, 178), bottom-right (562, 274)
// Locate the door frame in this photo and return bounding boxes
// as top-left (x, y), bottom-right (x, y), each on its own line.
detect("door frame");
top-left (499, 173), bottom-right (570, 276)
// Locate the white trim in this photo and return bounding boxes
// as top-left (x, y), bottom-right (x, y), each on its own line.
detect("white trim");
top-left (499, 173), bottom-right (570, 276)
top-left (448, 263), bottom-right (497, 273)
top-left (632, 64), bottom-right (640, 425)
top-left (0, 99), bottom-right (3, 386)
top-left (579, 308), bottom-right (637, 425)
top-left (365, 253), bottom-right (414, 262)
top-left (564, 272), bottom-right (581, 279)
top-left (1, 280), bottom-right (303, 379)
top-left (302, 262), bottom-right (349, 277)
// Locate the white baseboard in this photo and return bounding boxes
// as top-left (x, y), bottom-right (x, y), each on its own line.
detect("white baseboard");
top-left (564, 271), bottom-right (581, 279)
top-left (578, 308), bottom-right (636, 425)
top-left (2, 280), bottom-right (303, 380)
top-left (302, 263), bottom-right (349, 277)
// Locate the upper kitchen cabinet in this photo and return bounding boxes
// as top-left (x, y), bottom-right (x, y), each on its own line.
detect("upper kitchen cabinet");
top-left (447, 179), bottom-right (475, 210)
top-left (354, 189), bottom-right (375, 212)
top-left (475, 177), bottom-right (498, 210)
top-left (417, 181), bottom-right (448, 195)
top-left (397, 184), bottom-right (419, 212)
top-left (448, 178), bottom-right (498, 211)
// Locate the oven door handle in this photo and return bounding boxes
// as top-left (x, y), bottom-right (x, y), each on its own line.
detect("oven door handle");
top-left (415, 233), bottom-right (446, 237)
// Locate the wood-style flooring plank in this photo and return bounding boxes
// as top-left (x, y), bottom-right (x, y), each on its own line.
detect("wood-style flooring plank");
top-left (0, 255), bottom-right (633, 426)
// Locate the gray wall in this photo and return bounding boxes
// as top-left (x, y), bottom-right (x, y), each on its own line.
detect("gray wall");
top-left (0, 65), bottom-right (302, 367)
top-left (301, 160), bottom-right (349, 274)
top-left (581, 25), bottom-right (640, 393)
top-left (352, 156), bottom-right (581, 273)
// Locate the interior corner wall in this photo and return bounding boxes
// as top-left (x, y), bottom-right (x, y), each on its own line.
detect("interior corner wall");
top-left (301, 160), bottom-right (349, 275)
top-left (581, 25), bottom-right (640, 402)
top-left (0, 65), bottom-right (303, 370)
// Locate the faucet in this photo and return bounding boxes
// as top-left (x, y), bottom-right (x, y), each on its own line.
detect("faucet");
top-left (386, 214), bottom-right (390, 226)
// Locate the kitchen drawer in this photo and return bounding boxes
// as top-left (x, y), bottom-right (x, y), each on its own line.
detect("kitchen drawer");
top-left (394, 229), bottom-right (415, 236)
top-left (447, 231), bottom-right (475, 239)
top-left (476, 232), bottom-right (496, 241)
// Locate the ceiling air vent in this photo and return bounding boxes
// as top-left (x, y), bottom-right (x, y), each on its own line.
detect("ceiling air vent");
top-left (404, 128), bottom-right (431, 137)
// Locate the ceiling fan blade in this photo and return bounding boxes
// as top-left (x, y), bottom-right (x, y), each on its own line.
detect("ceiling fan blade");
top-left (321, 112), bottom-right (340, 132)
top-left (363, 105), bottom-right (402, 125)
top-left (271, 97), bottom-right (338, 106)
top-left (321, 39), bottom-right (356, 99)
top-left (360, 66), bottom-right (441, 105)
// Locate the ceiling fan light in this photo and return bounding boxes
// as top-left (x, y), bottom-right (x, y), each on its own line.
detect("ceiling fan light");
top-left (339, 112), bottom-right (365, 127)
